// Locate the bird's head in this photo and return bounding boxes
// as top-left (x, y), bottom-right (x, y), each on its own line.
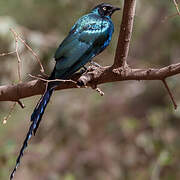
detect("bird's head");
top-left (92, 3), bottom-right (120, 17)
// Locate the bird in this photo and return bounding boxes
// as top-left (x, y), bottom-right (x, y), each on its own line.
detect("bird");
top-left (10, 3), bottom-right (120, 180)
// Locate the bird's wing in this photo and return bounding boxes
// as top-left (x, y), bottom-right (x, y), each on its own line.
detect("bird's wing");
top-left (54, 14), bottom-right (111, 70)
top-left (53, 16), bottom-right (113, 79)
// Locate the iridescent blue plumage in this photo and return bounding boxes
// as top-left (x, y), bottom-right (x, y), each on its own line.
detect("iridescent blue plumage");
top-left (10, 3), bottom-right (120, 180)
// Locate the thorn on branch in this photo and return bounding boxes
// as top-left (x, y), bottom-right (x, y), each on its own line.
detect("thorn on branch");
top-left (17, 100), bottom-right (25, 109)
top-left (77, 79), bottom-right (104, 96)
top-left (95, 87), bottom-right (104, 96)
top-left (162, 79), bottom-right (177, 110)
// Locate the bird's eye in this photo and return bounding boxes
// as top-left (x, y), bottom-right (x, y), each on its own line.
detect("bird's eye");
top-left (103, 7), bottom-right (107, 11)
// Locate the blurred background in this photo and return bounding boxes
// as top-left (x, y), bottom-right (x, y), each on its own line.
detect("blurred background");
top-left (0, 0), bottom-right (180, 180)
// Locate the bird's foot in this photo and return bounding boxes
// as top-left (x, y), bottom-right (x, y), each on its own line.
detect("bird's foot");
top-left (79, 66), bottom-right (88, 75)
top-left (83, 66), bottom-right (87, 71)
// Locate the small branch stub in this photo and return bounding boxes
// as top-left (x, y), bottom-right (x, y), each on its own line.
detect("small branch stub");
top-left (17, 100), bottom-right (25, 109)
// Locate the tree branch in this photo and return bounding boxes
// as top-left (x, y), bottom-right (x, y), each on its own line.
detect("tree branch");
top-left (114, 0), bottom-right (136, 67)
top-left (0, 62), bottom-right (180, 102)
top-left (162, 79), bottom-right (177, 109)
top-left (172, 0), bottom-right (180, 16)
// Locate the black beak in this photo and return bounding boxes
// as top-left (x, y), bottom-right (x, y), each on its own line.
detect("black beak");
top-left (112, 7), bottom-right (121, 12)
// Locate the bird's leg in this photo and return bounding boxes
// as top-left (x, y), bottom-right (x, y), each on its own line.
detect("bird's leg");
top-left (83, 66), bottom-right (87, 71)
top-left (90, 61), bottom-right (102, 68)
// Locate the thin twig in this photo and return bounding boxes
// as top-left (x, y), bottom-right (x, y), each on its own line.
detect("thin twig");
top-left (163, 0), bottom-right (180, 22)
top-left (162, 13), bottom-right (179, 22)
top-left (2, 102), bottom-right (16, 124)
top-left (10, 30), bottom-right (22, 82)
top-left (1, 31), bottom-right (25, 122)
top-left (173, 0), bottom-right (180, 16)
top-left (29, 74), bottom-right (77, 84)
top-left (9, 28), bottom-right (45, 74)
top-left (30, 73), bottom-right (104, 96)
top-left (0, 51), bottom-right (16, 57)
top-left (162, 79), bottom-right (177, 110)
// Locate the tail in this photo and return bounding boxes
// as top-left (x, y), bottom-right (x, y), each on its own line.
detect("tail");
top-left (10, 86), bottom-right (54, 180)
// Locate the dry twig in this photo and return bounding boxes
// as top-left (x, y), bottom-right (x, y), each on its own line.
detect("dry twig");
top-left (29, 74), bottom-right (77, 84)
top-left (162, 0), bottom-right (180, 21)
top-left (0, 51), bottom-right (16, 57)
top-left (11, 29), bottom-right (22, 83)
top-left (173, 0), bottom-right (180, 16)
top-left (162, 79), bottom-right (177, 109)
top-left (9, 28), bottom-right (45, 74)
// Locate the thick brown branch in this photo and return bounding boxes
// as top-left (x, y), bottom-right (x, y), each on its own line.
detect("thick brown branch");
top-left (114, 0), bottom-right (136, 67)
top-left (0, 62), bottom-right (180, 102)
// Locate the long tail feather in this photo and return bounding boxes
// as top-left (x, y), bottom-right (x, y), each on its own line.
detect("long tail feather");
top-left (31, 88), bottom-right (53, 135)
top-left (10, 87), bottom-right (54, 180)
